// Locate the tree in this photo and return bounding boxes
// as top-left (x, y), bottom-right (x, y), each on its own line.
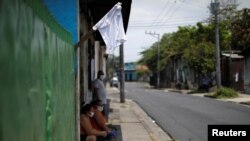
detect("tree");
top-left (231, 8), bottom-right (250, 50)
top-left (137, 1), bottom-right (244, 88)
top-left (159, 26), bottom-right (196, 70)
top-left (138, 23), bottom-right (217, 76)
top-left (207, 0), bottom-right (238, 50)
top-left (180, 23), bottom-right (216, 75)
top-left (138, 42), bottom-right (159, 71)
top-left (135, 64), bottom-right (149, 82)
top-left (183, 42), bottom-right (215, 74)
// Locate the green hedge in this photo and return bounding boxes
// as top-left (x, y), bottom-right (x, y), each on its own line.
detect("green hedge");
top-left (213, 87), bottom-right (238, 99)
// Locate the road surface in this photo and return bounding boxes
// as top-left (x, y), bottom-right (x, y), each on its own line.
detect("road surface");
top-left (125, 82), bottom-right (250, 141)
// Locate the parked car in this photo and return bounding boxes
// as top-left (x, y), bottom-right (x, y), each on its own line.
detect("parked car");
top-left (110, 77), bottom-right (119, 87)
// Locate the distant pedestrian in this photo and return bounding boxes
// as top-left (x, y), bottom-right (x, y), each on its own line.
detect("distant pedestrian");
top-left (93, 70), bottom-right (108, 120)
top-left (201, 75), bottom-right (211, 92)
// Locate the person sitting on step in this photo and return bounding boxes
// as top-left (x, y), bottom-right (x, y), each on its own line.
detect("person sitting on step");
top-left (80, 104), bottom-right (107, 141)
top-left (90, 100), bottom-right (116, 141)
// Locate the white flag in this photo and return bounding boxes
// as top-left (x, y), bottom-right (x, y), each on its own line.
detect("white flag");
top-left (93, 2), bottom-right (126, 50)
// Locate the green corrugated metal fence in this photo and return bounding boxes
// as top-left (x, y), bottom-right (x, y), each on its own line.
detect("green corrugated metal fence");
top-left (0, 0), bottom-right (76, 141)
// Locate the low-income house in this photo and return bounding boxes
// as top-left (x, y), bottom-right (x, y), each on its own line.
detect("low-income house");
top-left (221, 51), bottom-right (245, 91)
top-left (124, 62), bottom-right (137, 81)
top-left (78, 0), bottom-right (132, 103)
top-left (151, 54), bottom-right (197, 89)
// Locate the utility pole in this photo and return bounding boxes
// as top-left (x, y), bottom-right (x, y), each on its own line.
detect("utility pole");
top-left (211, 0), bottom-right (221, 88)
top-left (145, 31), bottom-right (160, 88)
top-left (119, 44), bottom-right (125, 103)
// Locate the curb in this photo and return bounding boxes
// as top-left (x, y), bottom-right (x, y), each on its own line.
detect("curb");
top-left (157, 86), bottom-right (250, 107)
top-left (129, 100), bottom-right (173, 141)
top-left (240, 101), bottom-right (250, 106)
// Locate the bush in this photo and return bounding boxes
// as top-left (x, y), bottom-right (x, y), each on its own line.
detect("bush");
top-left (213, 87), bottom-right (238, 99)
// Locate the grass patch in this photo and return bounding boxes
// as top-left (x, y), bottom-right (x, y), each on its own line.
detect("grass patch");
top-left (212, 87), bottom-right (238, 99)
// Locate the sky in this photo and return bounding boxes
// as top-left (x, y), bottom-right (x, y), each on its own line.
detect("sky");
top-left (112, 0), bottom-right (250, 63)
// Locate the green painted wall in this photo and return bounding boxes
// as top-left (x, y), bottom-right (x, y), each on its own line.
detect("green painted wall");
top-left (0, 0), bottom-right (76, 141)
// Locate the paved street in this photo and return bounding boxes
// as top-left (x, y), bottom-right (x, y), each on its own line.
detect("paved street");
top-left (125, 82), bottom-right (250, 141)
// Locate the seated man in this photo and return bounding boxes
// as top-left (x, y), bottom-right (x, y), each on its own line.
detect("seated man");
top-left (80, 104), bottom-right (107, 141)
top-left (90, 100), bottom-right (116, 141)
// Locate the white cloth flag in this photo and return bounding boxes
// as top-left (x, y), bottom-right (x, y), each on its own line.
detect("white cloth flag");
top-left (93, 2), bottom-right (126, 51)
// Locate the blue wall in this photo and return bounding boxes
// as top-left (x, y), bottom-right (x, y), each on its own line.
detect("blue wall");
top-left (124, 62), bottom-right (137, 81)
top-left (42, 0), bottom-right (78, 44)
top-left (125, 71), bottom-right (137, 81)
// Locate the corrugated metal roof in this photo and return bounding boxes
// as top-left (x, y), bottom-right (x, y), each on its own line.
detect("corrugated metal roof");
top-left (222, 53), bottom-right (244, 59)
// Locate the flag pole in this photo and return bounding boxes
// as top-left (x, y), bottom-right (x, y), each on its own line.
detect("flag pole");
top-left (120, 44), bottom-right (125, 103)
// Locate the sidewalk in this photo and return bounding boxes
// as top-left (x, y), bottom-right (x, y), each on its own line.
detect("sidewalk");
top-left (106, 86), bottom-right (172, 141)
top-left (163, 88), bottom-right (250, 106)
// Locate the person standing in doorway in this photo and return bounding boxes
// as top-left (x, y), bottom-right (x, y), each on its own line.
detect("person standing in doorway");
top-left (93, 70), bottom-right (108, 120)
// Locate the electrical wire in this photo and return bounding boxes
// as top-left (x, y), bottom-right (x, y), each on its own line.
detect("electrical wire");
top-left (129, 15), bottom-right (209, 24)
top-left (155, 0), bottom-right (186, 29)
top-left (148, 0), bottom-right (179, 29)
top-left (149, 0), bottom-right (171, 27)
top-left (129, 15), bottom-right (209, 26)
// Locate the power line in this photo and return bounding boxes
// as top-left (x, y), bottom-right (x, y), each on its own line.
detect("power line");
top-left (129, 17), bottom-right (208, 26)
top-left (181, 0), bottom-right (206, 8)
top-left (129, 20), bottom-right (201, 28)
top-left (136, 0), bottom-right (171, 55)
top-left (155, 0), bottom-right (186, 29)
top-left (149, 0), bottom-right (171, 27)
top-left (150, 0), bottom-right (179, 29)
top-left (129, 15), bottom-right (209, 24)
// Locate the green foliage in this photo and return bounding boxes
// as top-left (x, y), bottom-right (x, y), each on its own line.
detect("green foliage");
top-left (208, 2), bottom-right (238, 51)
top-left (138, 12), bottom-right (236, 76)
top-left (212, 87), bottom-right (238, 99)
top-left (218, 21), bottom-right (232, 50)
top-left (138, 42), bottom-right (159, 71)
top-left (231, 8), bottom-right (250, 50)
top-left (183, 42), bottom-right (215, 74)
top-left (136, 69), bottom-right (149, 77)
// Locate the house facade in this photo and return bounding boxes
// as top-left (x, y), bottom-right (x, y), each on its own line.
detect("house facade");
top-left (151, 54), bottom-right (197, 89)
top-left (78, 0), bottom-right (132, 102)
top-left (221, 52), bottom-right (245, 91)
top-left (124, 62), bottom-right (137, 81)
